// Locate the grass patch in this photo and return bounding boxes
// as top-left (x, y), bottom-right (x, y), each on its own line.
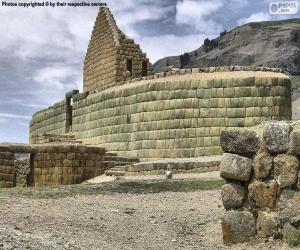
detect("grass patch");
top-left (291, 76), bottom-right (300, 90)
top-left (288, 231), bottom-right (300, 247)
top-left (0, 179), bottom-right (224, 200)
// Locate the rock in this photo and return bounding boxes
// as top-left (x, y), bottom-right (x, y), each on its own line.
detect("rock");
top-left (256, 211), bottom-right (278, 238)
top-left (263, 122), bottom-right (291, 153)
top-left (283, 223), bottom-right (300, 246)
top-left (221, 183), bottom-right (246, 210)
top-left (274, 154), bottom-right (299, 188)
top-left (248, 180), bottom-right (278, 209)
top-left (278, 190), bottom-right (300, 224)
top-left (253, 151), bottom-right (273, 179)
top-left (288, 129), bottom-right (300, 155)
top-left (220, 153), bottom-right (252, 182)
top-left (220, 129), bottom-right (259, 154)
top-left (222, 210), bottom-right (256, 244)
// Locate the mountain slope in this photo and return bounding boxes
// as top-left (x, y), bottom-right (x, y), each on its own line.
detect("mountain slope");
top-left (153, 19), bottom-right (300, 75)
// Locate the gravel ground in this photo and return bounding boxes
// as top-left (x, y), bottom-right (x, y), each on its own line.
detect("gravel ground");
top-left (0, 183), bottom-right (291, 249)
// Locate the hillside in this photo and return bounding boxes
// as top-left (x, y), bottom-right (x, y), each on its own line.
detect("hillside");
top-left (153, 19), bottom-right (300, 75)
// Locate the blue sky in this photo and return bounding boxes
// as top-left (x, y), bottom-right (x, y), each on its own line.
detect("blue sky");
top-left (0, 0), bottom-right (299, 143)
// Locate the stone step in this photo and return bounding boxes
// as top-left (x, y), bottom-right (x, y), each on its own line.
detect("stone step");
top-left (103, 155), bottom-right (139, 163)
top-left (125, 156), bottom-right (222, 175)
top-left (105, 166), bottom-right (126, 176)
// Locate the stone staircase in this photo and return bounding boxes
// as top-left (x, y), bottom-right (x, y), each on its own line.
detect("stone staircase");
top-left (105, 166), bottom-right (126, 177)
top-left (104, 153), bottom-right (139, 176)
top-left (105, 155), bottom-right (221, 177)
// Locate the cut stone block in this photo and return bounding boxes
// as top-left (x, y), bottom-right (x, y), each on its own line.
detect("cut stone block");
top-left (253, 151), bottom-right (273, 180)
top-left (220, 129), bottom-right (259, 154)
top-left (220, 153), bottom-right (252, 182)
top-left (221, 183), bottom-right (246, 210)
top-left (248, 180), bottom-right (278, 209)
top-left (263, 122), bottom-right (292, 153)
top-left (256, 211), bottom-right (278, 238)
top-left (274, 154), bottom-right (299, 188)
top-left (222, 210), bottom-right (256, 244)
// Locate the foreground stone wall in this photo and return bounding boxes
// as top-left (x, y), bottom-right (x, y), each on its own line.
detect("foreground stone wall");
top-left (32, 145), bottom-right (106, 186)
top-left (0, 145), bottom-right (14, 188)
top-left (72, 70), bottom-right (291, 159)
top-left (0, 143), bottom-right (139, 188)
top-left (30, 100), bottom-right (68, 141)
top-left (220, 121), bottom-right (300, 245)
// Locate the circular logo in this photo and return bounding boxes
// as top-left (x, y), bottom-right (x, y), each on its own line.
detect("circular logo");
top-left (271, 3), bottom-right (278, 12)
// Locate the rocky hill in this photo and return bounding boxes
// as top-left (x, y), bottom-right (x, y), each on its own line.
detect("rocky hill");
top-left (153, 19), bottom-right (300, 75)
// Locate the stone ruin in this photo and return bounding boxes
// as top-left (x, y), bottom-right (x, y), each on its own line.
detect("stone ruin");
top-left (0, 7), bottom-right (296, 188)
top-left (220, 121), bottom-right (300, 245)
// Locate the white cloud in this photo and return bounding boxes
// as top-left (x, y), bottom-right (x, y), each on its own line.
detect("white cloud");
top-left (175, 0), bottom-right (224, 34)
top-left (237, 12), bottom-right (272, 26)
top-left (33, 65), bottom-right (81, 90)
top-left (0, 113), bottom-right (31, 119)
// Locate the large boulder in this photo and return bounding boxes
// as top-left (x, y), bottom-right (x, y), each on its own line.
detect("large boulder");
top-left (253, 151), bottom-right (273, 180)
top-left (220, 129), bottom-right (259, 154)
top-left (263, 122), bottom-right (292, 153)
top-left (222, 210), bottom-right (256, 244)
top-left (274, 154), bottom-right (299, 188)
top-left (221, 183), bottom-right (246, 210)
top-left (220, 153), bottom-right (252, 182)
top-left (256, 211), bottom-right (278, 238)
top-left (248, 180), bottom-right (278, 209)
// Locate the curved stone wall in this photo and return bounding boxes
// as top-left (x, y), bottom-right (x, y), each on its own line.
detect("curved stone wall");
top-left (29, 99), bottom-right (68, 140)
top-left (68, 71), bottom-right (291, 159)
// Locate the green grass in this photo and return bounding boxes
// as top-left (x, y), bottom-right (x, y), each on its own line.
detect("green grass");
top-left (288, 231), bottom-right (300, 247)
top-left (291, 76), bottom-right (300, 89)
top-left (0, 179), bottom-right (225, 200)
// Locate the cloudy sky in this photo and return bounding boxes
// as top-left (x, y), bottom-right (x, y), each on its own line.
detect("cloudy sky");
top-left (0, 0), bottom-right (299, 143)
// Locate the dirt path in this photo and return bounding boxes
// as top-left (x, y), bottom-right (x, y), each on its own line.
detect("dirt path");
top-left (0, 182), bottom-right (290, 249)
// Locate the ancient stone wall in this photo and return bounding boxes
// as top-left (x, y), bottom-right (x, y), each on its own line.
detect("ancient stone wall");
top-left (220, 121), bottom-right (300, 245)
top-left (83, 7), bottom-right (152, 93)
top-left (0, 145), bottom-right (14, 188)
top-left (31, 144), bottom-right (106, 186)
top-left (29, 99), bottom-right (69, 141)
top-left (71, 69), bottom-right (291, 159)
top-left (0, 143), bottom-right (139, 188)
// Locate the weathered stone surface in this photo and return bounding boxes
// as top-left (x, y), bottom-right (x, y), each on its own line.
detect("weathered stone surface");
top-left (263, 122), bottom-right (292, 153)
top-left (248, 180), bottom-right (278, 208)
top-left (253, 151), bottom-right (273, 179)
top-left (221, 183), bottom-right (246, 210)
top-left (274, 154), bottom-right (299, 188)
top-left (222, 210), bottom-right (256, 244)
top-left (220, 153), bottom-right (252, 182)
top-left (256, 211), bottom-right (278, 238)
top-left (283, 223), bottom-right (300, 246)
top-left (220, 129), bottom-right (259, 154)
top-left (279, 190), bottom-right (300, 224)
top-left (289, 129), bottom-right (300, 155)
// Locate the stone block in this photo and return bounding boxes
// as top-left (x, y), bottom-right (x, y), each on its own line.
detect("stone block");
top-left (288, 129), bottom-right (300, 155)
top-left (221, 183), bottom-right (246, 210)
top-left (263, 122), bottom-right (292, 153)
top-left (220, 153), bottom-right (252, 181)
top-left (222, 210), bottom-right (256, 244)
top-left (253, 151), bottom-right (273, 180)
top-left (220, 129), bottom-right (259, 154)
top-left (274, 154), bottom-right (299, 188)
top-left (256, 211), bottom-right (278, 238)
top-left (248, 180), bottom-right (278, 209)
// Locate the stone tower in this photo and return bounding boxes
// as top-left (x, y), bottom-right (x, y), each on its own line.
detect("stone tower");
top-left (83, 7), bottom-right (152, 93)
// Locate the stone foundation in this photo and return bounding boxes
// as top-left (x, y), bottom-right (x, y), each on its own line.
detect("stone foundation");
top-left (220, 121), bottom-right (300, 245)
